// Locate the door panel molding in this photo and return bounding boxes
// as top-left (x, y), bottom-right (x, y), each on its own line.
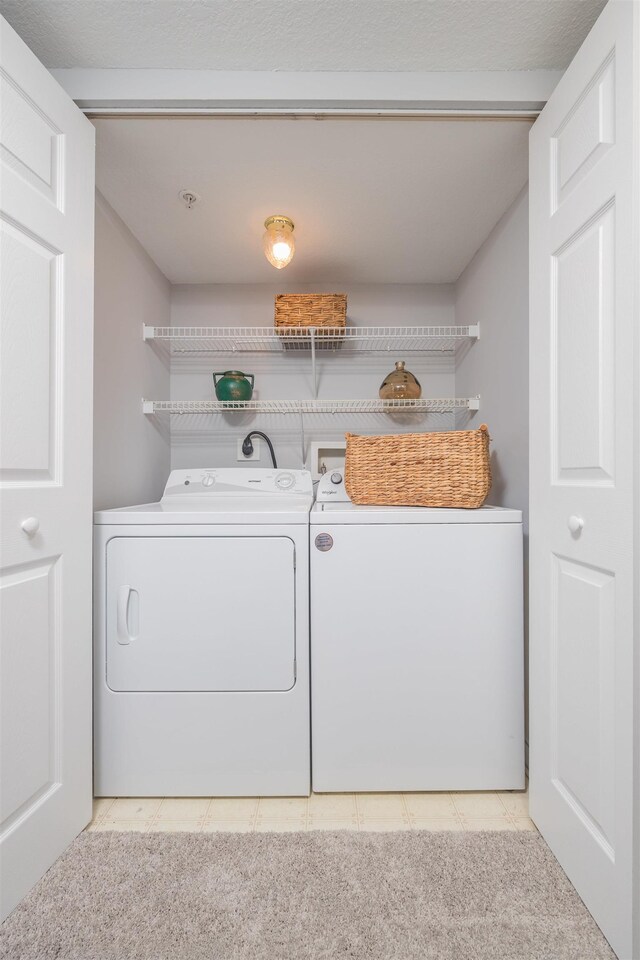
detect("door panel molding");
top-left (552, 50), bottom-right (615, 211)
top-left (550, 200), bottom-right (615, 485)
top-left (0, 214), bottom-right (62, 484)
top-left (0, 66), bottom-right (63, 208)
top-left (550, 554), bottom-right (616, 857)
top-left (0, 556), bottom-right (61, 830)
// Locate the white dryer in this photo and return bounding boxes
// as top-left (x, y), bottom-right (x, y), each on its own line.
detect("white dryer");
top-left (94, 468), bottom-right (312, 797)
top-left (311, 471), bottom-right (525, 793)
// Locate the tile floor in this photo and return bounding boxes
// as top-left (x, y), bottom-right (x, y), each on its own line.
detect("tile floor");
top-left (88, 789), bottom-right (534, 834)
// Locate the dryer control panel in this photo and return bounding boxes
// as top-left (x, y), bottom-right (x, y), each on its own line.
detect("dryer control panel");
top-left (162, 468), bottom-right (313, 499)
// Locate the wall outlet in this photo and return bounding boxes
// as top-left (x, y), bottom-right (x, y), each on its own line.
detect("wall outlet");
top-left (237, 437), bottom-right (261, 461)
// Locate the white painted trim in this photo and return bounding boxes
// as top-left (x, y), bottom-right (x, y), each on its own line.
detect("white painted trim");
top-left (50, 68), bottom-right (562, 114)
top-left (633, 0), bottom-right (640, 952)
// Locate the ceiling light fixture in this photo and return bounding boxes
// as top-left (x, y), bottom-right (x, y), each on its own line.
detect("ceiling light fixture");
top-left (263, 215), bottom-right (295, 269)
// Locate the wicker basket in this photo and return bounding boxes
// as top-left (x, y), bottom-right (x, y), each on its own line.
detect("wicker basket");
top-left (344, 425), bottom-right (491, 508)
top-left (275, 293), bottom-right (347, 330)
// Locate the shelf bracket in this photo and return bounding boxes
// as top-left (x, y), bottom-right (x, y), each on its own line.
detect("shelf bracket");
top-left (142, 399), bottom-right (155, 415)
top-left (469, 396), bottom-right (481, 411)
top-left (142, 324), bottom-right (155, 341)
top-left (310, 326), bottom-right (317, 398)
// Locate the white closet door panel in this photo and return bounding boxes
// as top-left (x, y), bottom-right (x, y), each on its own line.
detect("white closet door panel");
top-left (529, 2), bottom-right (638, 956)
top-left (0, 16), bottom-right (94, 921)
top-left (106, 537), bottom-right (296, 692)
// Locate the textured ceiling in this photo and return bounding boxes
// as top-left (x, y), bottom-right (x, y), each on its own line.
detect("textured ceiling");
top-left (94, 117), bottom-right (530, 284)
top-left (1, 0), bottom-right (606, 71)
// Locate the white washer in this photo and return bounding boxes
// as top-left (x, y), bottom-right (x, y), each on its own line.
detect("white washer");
top-left (311, 472), bottom-right (525, 792)
top-left (94, 468), bottom-right (313, 797)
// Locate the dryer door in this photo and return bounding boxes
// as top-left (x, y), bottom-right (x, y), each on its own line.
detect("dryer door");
top-left (105, 536), bottom-right (296, 692)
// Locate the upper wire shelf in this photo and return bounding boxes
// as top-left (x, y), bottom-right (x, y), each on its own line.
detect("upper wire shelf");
top-left (142, 397), bottom-right (480, 415)
top-left (143, 324), bottom-right (479, 355)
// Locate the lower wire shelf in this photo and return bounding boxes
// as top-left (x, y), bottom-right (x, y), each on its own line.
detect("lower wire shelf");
top-left (142, 397), bottom-right (480, 415)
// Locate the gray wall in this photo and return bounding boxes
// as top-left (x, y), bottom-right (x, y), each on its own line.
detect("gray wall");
top-left (170, 283), bottom-right (458, 469)
top-left (93, 193), bottom-right (170, 509)
top-left (93, 195), bottom-right (529, 517)
top-left (455, 188), bottom-right (529, 530)
top-left (455, 187), bottom-right (529, 751)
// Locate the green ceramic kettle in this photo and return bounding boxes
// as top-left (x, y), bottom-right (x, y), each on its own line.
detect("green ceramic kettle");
top-left (213, 370), bottom-right (255, 402)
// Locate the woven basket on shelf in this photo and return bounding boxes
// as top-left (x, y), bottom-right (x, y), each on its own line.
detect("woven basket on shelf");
top-left (344, 425), bottom-right (491, 508)
top-left (274, 293), bottom-right (347, 330)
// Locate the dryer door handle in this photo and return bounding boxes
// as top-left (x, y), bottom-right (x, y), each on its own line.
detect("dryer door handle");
top-left (117, 585), bottom-right (139, 645)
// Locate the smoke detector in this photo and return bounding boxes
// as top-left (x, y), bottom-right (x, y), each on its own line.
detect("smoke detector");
top-left (178, 190), bottom-right (200, 209)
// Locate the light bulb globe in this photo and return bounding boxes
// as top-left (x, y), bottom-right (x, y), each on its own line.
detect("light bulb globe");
top-left (263, 216), bottom-right (295, 269)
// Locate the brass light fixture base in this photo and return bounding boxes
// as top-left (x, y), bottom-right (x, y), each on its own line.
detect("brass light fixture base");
top-left (264, 215), bottom-right (294, 231)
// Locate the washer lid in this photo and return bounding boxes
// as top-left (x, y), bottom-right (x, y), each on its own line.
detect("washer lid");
top-left (310, 502), bottom-right (522, 524)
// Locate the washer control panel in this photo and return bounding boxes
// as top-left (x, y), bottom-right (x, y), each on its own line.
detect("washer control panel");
top-left (315, 470), bottom-right (352, 502)
top-left (162, 468), bottom-right (313, 499)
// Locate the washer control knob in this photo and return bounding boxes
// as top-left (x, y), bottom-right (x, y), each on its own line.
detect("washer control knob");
top-left (330, 472), bottom-right (343, 485)
top-left (201, 475), bottom-right (215, 487)
top-left (276, 472), bottom-right (295, 490)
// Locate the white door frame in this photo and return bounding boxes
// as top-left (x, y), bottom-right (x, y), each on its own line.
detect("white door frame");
top-left (49, 67), bottom-right (561, 117)
top-left (62, 52), bottom-right (639, 958)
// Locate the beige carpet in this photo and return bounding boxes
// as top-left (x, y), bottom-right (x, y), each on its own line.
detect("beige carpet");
top-left (0, 831), bottom-right (614, 960)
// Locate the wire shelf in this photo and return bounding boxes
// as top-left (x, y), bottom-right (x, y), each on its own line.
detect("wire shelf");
top-left (143, 397), bottom-right (480, 415)
top-left (143, 324), bottom-right (479, 355)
